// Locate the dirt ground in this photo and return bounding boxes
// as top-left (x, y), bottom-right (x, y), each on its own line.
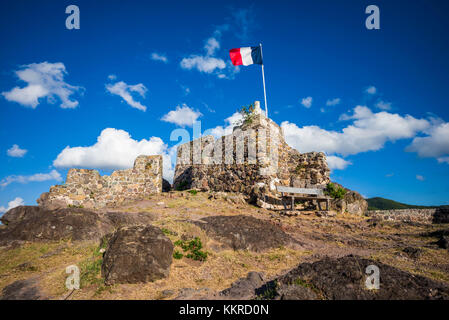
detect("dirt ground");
top-left (0, 191), bottom-right (448, 300)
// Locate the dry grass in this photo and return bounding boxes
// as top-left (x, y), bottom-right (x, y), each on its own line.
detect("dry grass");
top-left (1, 191), bottom-right (448, 299)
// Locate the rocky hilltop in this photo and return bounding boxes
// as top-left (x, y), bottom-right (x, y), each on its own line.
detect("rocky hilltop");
top-left (0, 102), bottom-right (448, 300)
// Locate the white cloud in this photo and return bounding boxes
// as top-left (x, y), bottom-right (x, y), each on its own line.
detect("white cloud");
top-left (301, 97), bottom-right (313, 108)
top-left (53, 128), bottom-right (174, 182)
top-left (0, 197), bottom-right (25, 214)
top-left (180, 30), bottom-right (238, 79)
top-left (375, 100), bottom-right (392, 110)
top-left (161, 104), bottom-right (202, 127)
top-left (326, 98), bottom-right (341, 106)
top-left (1, 170), bottom-right (62, 188)
top-left (106, 81), bottom-right (148, 111)
top-left (207, 112), bottom-right (243, 138)
top-left (326, 156), bottom-right (352, 170)
top-left (205, 37), bottom-right (220, 56)
top-left (108, 74), bottom-right (117, 80)
top-left (180, 55), bottom-right (226, 73)
top-left (1, 62), bottom-right (82, 109)
top-left (7, 144), bottom-right (27, 158)
top-left (416, 175), bottom-right (425, 181)
top-left (281, 106), bottom-right (429, 156)
top-left (151, 53), bottom-right (168, 63)
top-left (365, 86), bottom-right (377, 94)
top-left (406, 122), bottom-right (449, 161)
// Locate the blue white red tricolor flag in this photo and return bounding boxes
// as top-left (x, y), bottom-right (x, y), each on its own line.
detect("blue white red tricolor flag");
top-left (229, 46), bottom-right (263, 66)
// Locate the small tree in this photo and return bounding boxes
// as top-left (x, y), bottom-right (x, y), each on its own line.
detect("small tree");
top-left (238, 103), bottom-right (256, 125)
top-left (325, 182), bottom-right (346, 199)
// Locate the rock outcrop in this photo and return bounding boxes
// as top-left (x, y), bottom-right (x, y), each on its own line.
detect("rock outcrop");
top-left (38, 155), bottom-right (163, 209)
top-left (0, 206), bottom-right (114, 244)
top-left (0, 206), bottom-right (157, 245)
top-left (257, 255), bottom-right (449, 300)
top-left (101, 225), bottom-right (174, 285)
top-left (330, 183), bottom-right (368, 215)
top-left (192, 215), bottom-right (298, 252)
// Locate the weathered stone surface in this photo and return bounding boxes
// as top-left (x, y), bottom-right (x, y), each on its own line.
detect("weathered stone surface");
top-left (0, 205), bottom-right (42, 225)
top-left (102, 225), bottom-right (174, 285)
top-left (173, 102), bottom-right (330, 202)
top-left (38, 155), bottom-right (163, 209)
top-left (193, 215), bottom-right (297, 252)
top-left (366, 208), bottom-right (449, 224)
top-left (258, 255), bottom-right (449, 300)
top-left (104, 211), bottom-right (157, 228)
top-left (329, 183), bottom-right (368, 215)
top-left (0, 277), bottom-right (48, 300)
top-left (220, 271), bottom-right (265, 299)
top-left (0, 206), bottom-right (114, 244)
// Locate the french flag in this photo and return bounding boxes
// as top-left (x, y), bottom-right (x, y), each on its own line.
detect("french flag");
top-left (229, 46), bottom-right (263, 66)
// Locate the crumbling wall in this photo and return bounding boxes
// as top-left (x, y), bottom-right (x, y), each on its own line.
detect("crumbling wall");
top-left (173, 102), bottom-right (330, 200)
top-left (38, 155), bottom-right (162, 209)
top-left (366, 208), bottom-right (449, 224)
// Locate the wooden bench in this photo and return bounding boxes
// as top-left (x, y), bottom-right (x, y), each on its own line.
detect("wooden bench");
top-left (276, 186), bottom-right (330, 211)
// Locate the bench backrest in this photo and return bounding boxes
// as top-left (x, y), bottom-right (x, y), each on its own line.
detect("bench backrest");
top-left (276, 186), bottom-right (325, 196)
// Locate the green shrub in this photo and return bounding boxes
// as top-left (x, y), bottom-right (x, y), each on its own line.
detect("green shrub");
top-left (173, 237), bottom-right (208, 261)
top-left (324, 182), bottom-right (346, 199)
top-left (238, 103), bottom-right (256, 125)
top-left (173, 250), bottom-right (183, 259)
top-left (187, 189), bottom-right (198, 195)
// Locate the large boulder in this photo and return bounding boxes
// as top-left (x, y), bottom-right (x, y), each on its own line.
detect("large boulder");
top-left (330, 183), bottom-right (368, 215)
top-left (257, 255), bottom-right (449, 300)
top-left (0, 206), bottom-right (114, 244)
top-left (193, 215), bottom-right (297, 252)
top-left (101, 225), bottom-right (174, 285)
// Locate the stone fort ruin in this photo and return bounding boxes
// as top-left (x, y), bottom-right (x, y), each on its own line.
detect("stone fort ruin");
top-left (173, 101), bottom-right (331, 202)
top-left (39, 101), bottom-right (332, 209)
top-left (38, 155), bottom-right (162, 209)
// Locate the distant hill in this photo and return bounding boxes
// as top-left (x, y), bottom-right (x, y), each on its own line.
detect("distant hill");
top-left (367, 197), bottom-right (438, 210)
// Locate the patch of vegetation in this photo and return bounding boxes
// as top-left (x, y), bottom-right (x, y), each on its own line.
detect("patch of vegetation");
top-left (367, 197), bottom-right (438, 210)
top-left (187, 189), bottom-right (198, 195)
top-left (161, 228), bottom-right (177, 236)
top-left (175, 180), bottom-right (189, 191)
top-left (238, 103), bottom-right (256, 125)
top-left (324, 182), bottom-right (346, 199)
top-left (79, 241), bottom-right (107, 288)
top-left (67, 204), bottom-right (84, 209)
top-left (174, 237), bottom-right (208, 261)
top-left (173, 250), bottom-right (183, 259)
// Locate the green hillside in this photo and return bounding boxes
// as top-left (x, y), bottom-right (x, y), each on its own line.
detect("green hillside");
top-left (366, 197), bottom-right (436, 210)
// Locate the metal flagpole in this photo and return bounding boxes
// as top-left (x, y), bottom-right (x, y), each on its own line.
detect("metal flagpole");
top-left (259, 43), bottom-right (268, 118)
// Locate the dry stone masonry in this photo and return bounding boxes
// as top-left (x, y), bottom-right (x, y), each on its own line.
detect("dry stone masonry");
top-left (38, 155), bottom-right (162, 209)
top-left (173, 101), bottom-right (331, 202)
top-left (366, 208), bottom-right (449, 224)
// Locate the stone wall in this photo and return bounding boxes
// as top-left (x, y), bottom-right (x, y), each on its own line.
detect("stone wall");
top-left (38, 155), bottom-right (162, 209)
top-left (366, 208), bottom-right (449, 224)
top-left (173, 101), bottom-right (330, 201)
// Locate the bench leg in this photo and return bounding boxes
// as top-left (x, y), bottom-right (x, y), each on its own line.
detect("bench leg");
top-left (291, 196), bottom-right (295, 210)
top-left (317, 200), bottom-right (322, 211)
top-left (326, 199), bottom-right (329, 211)
top-left (281, 197), bottom-right (288, 210)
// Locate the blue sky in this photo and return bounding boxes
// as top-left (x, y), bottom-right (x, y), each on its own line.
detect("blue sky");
top-left (1, 0), bottom-right (449, 212)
